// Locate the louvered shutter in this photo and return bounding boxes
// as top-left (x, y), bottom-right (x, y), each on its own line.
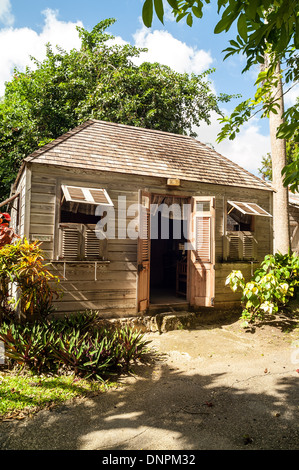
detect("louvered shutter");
top-left (227, 231), bottom-right (257, 260)
top-left (139, 206), bottom-right (150, 262)
top-left (67, 187), bottom-right (86, 202)
top-left (243, 232), bottom-right (254, 259)
top-left (195, 216), bottom-right (211, 262)
top-left (228, 233), bottom-right (242, 259)
top-left (189, 196), bottom-right (215, 308)
top-left (137, 191), bottom-right (151, 312)
top-left (85, 228), bottom-right (100, 259)
top-left (84, 225), bottom-right (107, 259)
top-left (60, 225), bottom-right (82, 260)
top-left (61, 185), bottom-right (113, 206)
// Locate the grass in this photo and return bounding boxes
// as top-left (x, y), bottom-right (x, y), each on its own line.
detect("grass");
top-left (0, 370), bottom-right (117, 421)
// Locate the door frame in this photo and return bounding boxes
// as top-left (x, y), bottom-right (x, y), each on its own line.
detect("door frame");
top-left (137, 190), bottom-right (192, 311)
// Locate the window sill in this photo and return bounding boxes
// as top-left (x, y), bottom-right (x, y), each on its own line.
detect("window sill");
top-left (50, 260), bottom-right (110, 280)
top-left (50, 260), bottom-right (110, 263)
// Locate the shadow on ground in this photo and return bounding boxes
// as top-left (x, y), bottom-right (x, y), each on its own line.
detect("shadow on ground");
top-left (1, 337), bottom-right (298, 450)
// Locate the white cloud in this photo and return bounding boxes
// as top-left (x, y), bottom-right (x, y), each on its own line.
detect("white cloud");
top-left (0, 0), bottom-right (14, 26)
top-left (194, 111), bottom-right (271, 176)
top-left (0, 9), bottom-right (82, 96)
top-left (133, 26), bottom-right (213, 74)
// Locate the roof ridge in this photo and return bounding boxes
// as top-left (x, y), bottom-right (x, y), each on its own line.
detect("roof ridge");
top-left (90, 119), bottom-right (193, 140)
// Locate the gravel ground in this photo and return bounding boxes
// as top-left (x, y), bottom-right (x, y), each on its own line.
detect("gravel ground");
top-left (0, 314), bottom-right (299, 451)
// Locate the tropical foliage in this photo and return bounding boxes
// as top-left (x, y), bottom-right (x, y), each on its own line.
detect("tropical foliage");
top-left (0, 212), bottom-right (18, 248)
top-left (0, 239), bottom-right (60, 321)
top-left (226, 252), bottom-right (299, 324)
top-left (141, 0), bottom-right (299, 190)
top-left (0, 312), bottom-right (150, 380)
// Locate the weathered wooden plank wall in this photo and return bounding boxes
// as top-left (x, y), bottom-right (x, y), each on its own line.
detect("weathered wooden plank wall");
top-left (23, 162), bottom-right (272, 315)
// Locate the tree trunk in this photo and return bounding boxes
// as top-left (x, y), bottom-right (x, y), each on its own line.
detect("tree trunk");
top-left (269, 62), bottom-right (290, 254)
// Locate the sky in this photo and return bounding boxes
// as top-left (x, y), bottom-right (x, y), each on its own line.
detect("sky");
top-left (0, 0), bottom-right (298, 177)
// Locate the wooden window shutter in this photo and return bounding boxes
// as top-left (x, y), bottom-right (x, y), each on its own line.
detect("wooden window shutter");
top-left (228, 233), bottom-right (242, 260)
top-left (189, 196), bottom-right (215, 308)
top-left (192, 197), bottom-right (215, 263)
top-left (139, 196), bottom-right (150, 263)
top-left (61, 185), bottom-right (113, 206)
top-left (89, 189), bottom-right (112, 205)
top-left (67, 187), bottom-right (86, 202)
top-left (84, 225), bottom-right (108, 260)
top-left (60, 225), bottom-right (83, 260)
top-left (227, 231), bottom-right (257, 260)
top-left (195, 216), bottom-right (211, 262)
top-left (243, 233), bottom-right (254, 259)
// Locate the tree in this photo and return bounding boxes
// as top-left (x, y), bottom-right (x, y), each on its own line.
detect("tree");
top-left (141, 0), bottom-right (298, 254)
top-left (269, 61), bottom-right (289, 253)
top-left (0, 18), bottom-right (232, 201)
top-left (141, 0), bottom-right (299, 188)
top-left (259, 139), bottom-right (298, 180)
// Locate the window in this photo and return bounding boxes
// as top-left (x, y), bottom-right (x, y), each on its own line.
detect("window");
top-left (227, 201), bottom-right (271, 217)
top-left (225, 201), bottom-right (271, 261)
top-left (58, 185), bottom-right (113, 261)
top-left (61, 185), bottom-right (113, 206)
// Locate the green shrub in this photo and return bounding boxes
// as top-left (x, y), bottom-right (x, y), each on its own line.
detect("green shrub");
top-left (0, 312), bottom-right (151, 380)
top-left (225, 252), bottom-right (299, 324)
top-left (0, 238), bottom-right (61, 321)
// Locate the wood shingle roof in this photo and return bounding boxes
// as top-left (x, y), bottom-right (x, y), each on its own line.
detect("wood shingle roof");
top-left (24, 119), bottom-right (272, 191)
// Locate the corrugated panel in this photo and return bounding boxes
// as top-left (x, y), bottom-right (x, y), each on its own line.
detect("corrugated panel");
top-left (195, 216), bottom-right (210, 262)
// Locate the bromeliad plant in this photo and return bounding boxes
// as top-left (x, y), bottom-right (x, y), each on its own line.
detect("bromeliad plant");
top-left (0, 312), bottom-right (152, 380)
top-left (226, 252), bottom-right (299, 324)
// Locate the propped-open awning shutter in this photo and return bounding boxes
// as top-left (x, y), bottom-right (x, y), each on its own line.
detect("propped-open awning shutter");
top-left (61, 185), bottom-right (113, 206)
top-left (228, 201), bottom-right (272, 217)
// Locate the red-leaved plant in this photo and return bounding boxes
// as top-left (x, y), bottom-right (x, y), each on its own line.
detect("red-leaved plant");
top-left (0, 212), bottom-right (18, 247)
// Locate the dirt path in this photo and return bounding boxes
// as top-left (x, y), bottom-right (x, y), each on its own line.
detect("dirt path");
top-left (1, 316), bottom-right (299, 451)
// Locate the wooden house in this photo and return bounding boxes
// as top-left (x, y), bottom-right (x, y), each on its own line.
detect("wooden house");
top-left (8, 120), bottom-right (273, 317)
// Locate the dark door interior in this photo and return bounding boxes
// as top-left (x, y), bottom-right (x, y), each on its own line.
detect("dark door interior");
top-left (150, 214), bottom-right (187, 304)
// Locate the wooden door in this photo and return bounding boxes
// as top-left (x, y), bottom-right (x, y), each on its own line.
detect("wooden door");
top-left (137, 191), bottom-right (151, 312)
top-left (189, 196), bottom-right (215, 307)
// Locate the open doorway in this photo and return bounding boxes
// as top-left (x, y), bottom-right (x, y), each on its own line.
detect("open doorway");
top-left (150, 196), bottom-right (189, 305)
